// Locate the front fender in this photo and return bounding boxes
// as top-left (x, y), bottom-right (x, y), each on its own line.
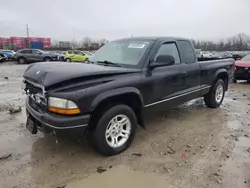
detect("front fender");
top-left (90, 87), bottom-right (143, 112)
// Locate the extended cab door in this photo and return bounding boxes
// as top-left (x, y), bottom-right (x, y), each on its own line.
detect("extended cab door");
top-left (175, 41), bottom-right (202, 100)
top-left (143, 41), bottom-right (183, 108)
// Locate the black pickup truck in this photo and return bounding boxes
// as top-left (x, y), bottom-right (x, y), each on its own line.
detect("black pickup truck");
top-left (23, 37), bottom-right (234, 156)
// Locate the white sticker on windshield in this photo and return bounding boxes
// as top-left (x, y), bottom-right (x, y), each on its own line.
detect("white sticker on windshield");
top-left (128, 44), bottom-right (146, 48)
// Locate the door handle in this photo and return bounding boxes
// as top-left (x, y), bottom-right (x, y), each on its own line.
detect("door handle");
top-left (181, 72), bottom-right (187, 77)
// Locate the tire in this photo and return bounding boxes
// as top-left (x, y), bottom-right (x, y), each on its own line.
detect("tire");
top-left (204, 79), bottom-right (225, 108)
top-left (233, 79), bottom-right (237, 83)
top-left (18, 57), bottom-right (26, 64)
top-left (44, 57), bottom-right (51, 62)
top-left (65, 58), bottom-right (71, 62)
top-left (88, 105), bottom-right (137, 156)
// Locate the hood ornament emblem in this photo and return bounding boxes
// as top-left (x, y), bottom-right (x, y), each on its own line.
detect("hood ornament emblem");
top-left (36, 70), bottom-right (41, 75)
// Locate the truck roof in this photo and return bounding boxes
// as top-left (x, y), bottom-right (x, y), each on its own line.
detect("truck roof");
top-left (115, 36), bottom-right (190, 42)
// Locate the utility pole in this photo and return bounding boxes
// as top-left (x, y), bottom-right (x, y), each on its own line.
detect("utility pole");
top-left (72, 27), bottom-right (75, 50)
top-left (26, 24), bottom-right (30, 48)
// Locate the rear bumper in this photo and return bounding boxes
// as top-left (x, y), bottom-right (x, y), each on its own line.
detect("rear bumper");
top-left (26, 99), bottom-right (90, 131)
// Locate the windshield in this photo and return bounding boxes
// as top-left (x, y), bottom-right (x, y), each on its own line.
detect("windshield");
top-left (89, 40), bottom-right (151, 68)
top-left (242, 54), bottom-right (250, 61)
top-left (83, 51), bottom-right (92, 56)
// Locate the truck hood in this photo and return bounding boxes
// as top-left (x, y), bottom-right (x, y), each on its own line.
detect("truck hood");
top-left (23, 62), bottom-right (140, 88)
top-left (235, 61), bottom-right (250, 68)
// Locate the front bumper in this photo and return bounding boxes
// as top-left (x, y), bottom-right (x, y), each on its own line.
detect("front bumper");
top-left (26, 99), bottom-right (90, 131)
top-left (234, 68), bottom-right (250, 80)
top-left (0, 57), bottom-right (7, 62)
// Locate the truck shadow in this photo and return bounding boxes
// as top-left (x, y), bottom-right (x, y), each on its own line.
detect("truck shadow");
top-left (30, 98), bottom-right (208, 160)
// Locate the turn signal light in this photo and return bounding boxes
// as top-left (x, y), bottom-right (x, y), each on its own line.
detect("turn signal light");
top-left (48, 107), bottom-right (80, 115)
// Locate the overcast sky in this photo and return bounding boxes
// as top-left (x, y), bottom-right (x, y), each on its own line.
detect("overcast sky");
top-left (0, 0), bottom-right (249, 42)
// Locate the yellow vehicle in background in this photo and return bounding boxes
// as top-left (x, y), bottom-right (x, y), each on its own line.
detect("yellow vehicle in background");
top-left (64, 50), bottom-right (89, 62)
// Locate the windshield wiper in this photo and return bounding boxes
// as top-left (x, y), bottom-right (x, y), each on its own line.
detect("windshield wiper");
top-left (97, 60), bottom-right (122, 67)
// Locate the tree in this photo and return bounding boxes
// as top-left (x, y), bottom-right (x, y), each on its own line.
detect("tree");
top-left (81, 37), bottom-right (92, 49)
top-left (99, 39), bottom-right (109, 47)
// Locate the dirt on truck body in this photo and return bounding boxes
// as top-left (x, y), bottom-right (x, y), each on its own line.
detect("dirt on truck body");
top-left (0, 62), bottom-right (250, 188)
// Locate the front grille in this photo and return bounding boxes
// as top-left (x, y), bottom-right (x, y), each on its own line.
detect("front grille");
top-left (25, 81), bottom-right (47, 113)
top-left (26, 82), bottom-right (43, 94)
top-left (235, 66), bottom-right (248, 73)
top-left (28, 97), bottom-right (47, 113)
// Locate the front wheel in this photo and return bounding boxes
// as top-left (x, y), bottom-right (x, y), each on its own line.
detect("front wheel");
top-left (204, 79), bottom-right (225, 108)
top-left (65, 58), bottom-right (71, 62)
top-left (88, 105), bottom-right (137, 156)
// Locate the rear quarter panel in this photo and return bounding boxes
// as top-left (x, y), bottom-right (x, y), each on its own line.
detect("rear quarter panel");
top-left (199, 58), bottom-right (235, 86)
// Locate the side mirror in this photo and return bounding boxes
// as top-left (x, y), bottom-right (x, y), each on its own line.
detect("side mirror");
top-left (150, 55), bottom-right (175, 69)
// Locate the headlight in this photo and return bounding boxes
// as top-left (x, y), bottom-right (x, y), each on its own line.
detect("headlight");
top-left (48, 97), bottom-right (80, 115)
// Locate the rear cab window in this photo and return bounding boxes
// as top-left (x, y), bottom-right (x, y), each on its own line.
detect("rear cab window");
top-left (177, 40), bottom-right (196, 63)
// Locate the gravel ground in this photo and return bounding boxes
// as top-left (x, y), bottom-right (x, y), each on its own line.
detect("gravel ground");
top-left (0, 61), bottom-right (250, 188)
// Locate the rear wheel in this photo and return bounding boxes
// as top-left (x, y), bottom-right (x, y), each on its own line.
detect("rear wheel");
top-left (233, 79), bottom-right (237, 83)
top-left (204, 79), bottom-right (225, 108)
top-left (44, 57), bottom-right (51, 62)
top-left (88, 105), bottom-right (137, 156)
top-left (18, 57), bottom-right (26, 64)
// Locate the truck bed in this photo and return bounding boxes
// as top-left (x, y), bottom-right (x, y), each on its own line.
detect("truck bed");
top-left (199, 58), bottom-right (235, 87)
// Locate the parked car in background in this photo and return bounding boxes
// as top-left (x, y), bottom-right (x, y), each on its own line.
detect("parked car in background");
top-left (57, 51), bottom-right (67, 61)
top-left (64, 50), bottom-right (89, 62)
top-left (0, 50), bottom-right (15, 60)
top-left (82, 51), bottom-right (93, 56)
top-left (234, 53), bottom-right (250, 82)
top-left (212, 52), bottom-right (227, 59)
top-left (232, 53), bottom-right (245, 61)
top-left (0, 52), bottom-right (7, 63)
top-left (14, 49), bottom-right (58, 64)
top-left (23, 36), bottom-right (234, 156)
top-left (46, 51), bottom-right (61, 61)
top-left (202, 52), bottom-right (213, 58)
top-left (195, 50), bottom-right (203, 58)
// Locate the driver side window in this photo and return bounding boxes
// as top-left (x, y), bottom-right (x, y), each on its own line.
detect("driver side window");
top-left (32, 50), bottom-right (41, 54)
top-left (154, 43), bottom-right (180, 64)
